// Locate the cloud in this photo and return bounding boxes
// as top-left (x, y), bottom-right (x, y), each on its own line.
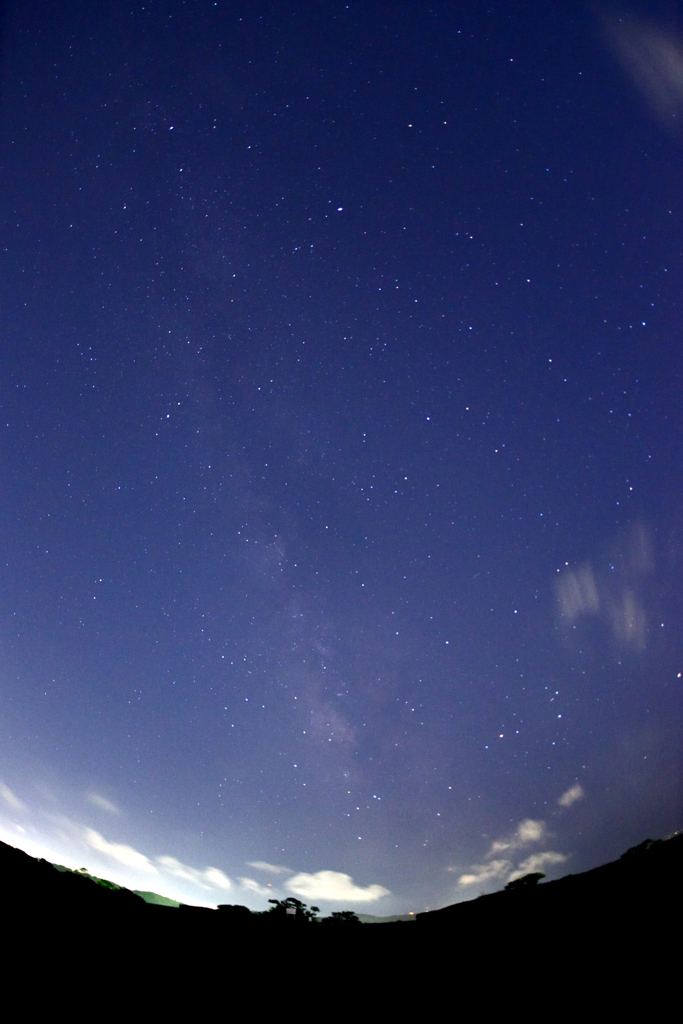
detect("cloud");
top-left (81, 828), bottom-right (234, 896)
top-left (458, 850), bottom-right (568, 888)
top-left (558, 783), bottom-right (584, 808)
top-left (487, 819), bottom-right (546, 857)
top-left (202, 867), bottom-right (234, 891)
top-left (458, 859), bottom-right (513, 887)
top-left (507, 851), bottom-right (568, 882)
top-left (238, 876), bottom-right (276, 898)
top-left (0, 782), bottom-right (26, 812)
top-left (247, 861), bottom-right (293, 875)
top-left (457, 818), bottom-right (562, 889)
top-left (285, 870), bottom-right (390, 902)
top-left (87, 793), bottom-right (120, 815)
top-left (607, 588), bottom-right (646, 650)
top-left (601, 10), bottom-right (683, 135)
top-left (85, 829), bottom-right (157, 873)
top-left (243, 862), bottom-right (389, 903)
top-left (556, 565), bottom-right (600, 622)
top-left (156, 855), bottom-right (232, 891)
top-left (517, 819), bottom-right (545, 844)
top-left (555, 523), bottom-right (654, 654)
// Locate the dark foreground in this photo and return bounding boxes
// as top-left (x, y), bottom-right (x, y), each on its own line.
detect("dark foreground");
top-left (3, 834), bottom-right (680, 1003)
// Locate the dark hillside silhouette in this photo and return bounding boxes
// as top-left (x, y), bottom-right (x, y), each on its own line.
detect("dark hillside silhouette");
top-left (2, 831), bottom-right (680, 981)
top-left (416, 833), bottom-right (683, 939)
top-left (1, 839), bottom-right (147, 920)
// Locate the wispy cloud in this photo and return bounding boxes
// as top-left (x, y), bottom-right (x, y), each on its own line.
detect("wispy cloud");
top-left (456, 817), bottom-right (568, 889)
top-left (87, 793), bottom-right (121, 815)
top-left (202, 867), bottom-right (233, 890)
top-left (84, 832), bottom-right (231, 892)
top-left (0, 782), bottom-right (26, 812)
top-left (558, 783), bottom-right (584, 808)
top-left (607, 589), bottom-right (646, 651)
top-left (85, 828), bottom-right (157, 873)
top-left (555, 523), bottom-right (654, 653)
top-left (601, 9), bottom-right (683, 135)
top-left (156, 855), bottom-right (232, 891)
top-left (458, 859), bottom-right (512, 887)
top-left (238, 876), bottom-right (276, 898)
top-left (2, 797), bottom-right (388, 909)
top-left (247, 861), bottom-right (293, 875)
top-left (286, 870), bottom-right (390, 902)
top-left (487, 818), bottom-right (546, 857)
top-left (507, 851), bottom-right (568, 883)
top-left (556, 565), bottom-right (599, 621)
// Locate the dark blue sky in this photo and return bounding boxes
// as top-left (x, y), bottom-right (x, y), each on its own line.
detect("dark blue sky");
top-left (0, 0), bottom-right (680, 911)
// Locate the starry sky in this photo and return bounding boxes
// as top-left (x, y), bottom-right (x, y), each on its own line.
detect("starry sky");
top-left (0, 0), bottom-right (680, 912)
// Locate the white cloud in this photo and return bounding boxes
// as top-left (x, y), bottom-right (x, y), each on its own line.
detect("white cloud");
top-left (457, 818), bottom-right (567, 890)
top-left (238, 876), bottom-right (276, 898)
top-left (601, 12), bottom-right (683, 134)
top-left (87, 793), bottom-right (120, 815)
top-left (555, 525), bottom-right (654, 654)
top-left (558, 783), bottom-right (584, 808)
top-left (458, 859), bottom-right (512, 887)
top-left (556, 564), bottom-right (600, 621)
top-left (286, 870), bottom-right (390, 902)
top-left (486, 818), bottom-right (546, 858)
top-left (85, 829), bottom-right (157, 873)
top-left (247, 861), bottom-right (293, 875)
top-left (607, 589), bottom-right (647, 651)
top-left (0, 782), bottom-right (26, 812)
top-left (156, 855), bottom-right (203, 882)
top-left (242, 864), bottom-right (390, 903)
top-left (202, 867), bottom-right (233, 891)
top-left (516, 819), bottom-right (546, 844)
top-left (459, 849), bottom-right (568, 888)
top-left (156, 855), bottom-right (231, 891)
top-left (507, 851), bottom-right (568, 882)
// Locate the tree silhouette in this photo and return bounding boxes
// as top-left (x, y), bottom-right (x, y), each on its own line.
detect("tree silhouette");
top-left (505, 872), bottom-right (545, 890)
top-left (322, 910), bottom-right (361, 925)
top-left (268, 897), bottom-right (320, 922)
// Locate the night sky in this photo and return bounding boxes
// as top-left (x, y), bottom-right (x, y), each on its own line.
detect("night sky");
top-left (0, 1), bottom-right (680, 913)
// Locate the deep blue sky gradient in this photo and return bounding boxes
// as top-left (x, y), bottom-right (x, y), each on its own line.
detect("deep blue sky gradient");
top-left (0, 0), bottom-right (680, 910)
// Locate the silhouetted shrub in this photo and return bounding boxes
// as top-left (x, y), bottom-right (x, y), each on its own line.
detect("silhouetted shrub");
top-left (322, 910), bottom-right (361, 926)
top-left (217, 904), bottom-right (253, 920)
top-left (505, 872), bottom-right (545, 890)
